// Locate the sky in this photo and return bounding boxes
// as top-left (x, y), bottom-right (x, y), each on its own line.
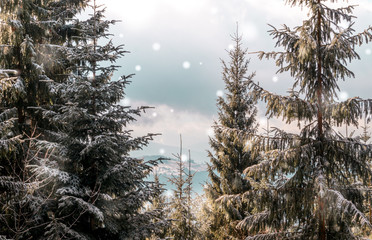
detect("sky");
top-left (95, 0), bottom-right (372, 163)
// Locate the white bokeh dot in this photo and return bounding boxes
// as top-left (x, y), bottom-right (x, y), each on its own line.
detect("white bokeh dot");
top-left (159, 148), bottom-right (165, 155)
top-left (166, 190), bottom-right (173, 197)
top-left (365, 48), bottom-right (371, 55)
top-left (199, 62), bottom-right (203, 65)
top-left (272, 75), bottom-right (279, 82)
top-left (152, 43), bottom-right (161, 51)
top-left (152, 112), bottom-right (157, 117)
top-left (119, 33), bottom-right (124, 38)
top-left (181, 154), bottom-right (188, 162)
top-left (183, 61), bottom-right (191, 69)
top-left (135, 65), bottom-right (141, 71)
top-left (339, 91), bottom-right (349, 101)
top-left (170, 109), bottom-right (174, 113)
top-left (216, 90), bottom-right (224, 97)
top-left (259, 117), bottom-right (267, 127)
top-left (228, 44), bottom-right (234, 50)
top-left (206, 128), bottom-right (214, 136)
top-left (122, 98), bottom-right (130, 106)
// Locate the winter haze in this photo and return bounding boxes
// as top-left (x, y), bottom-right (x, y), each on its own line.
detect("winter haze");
top-left (99, 0), bottom-right (372, 163)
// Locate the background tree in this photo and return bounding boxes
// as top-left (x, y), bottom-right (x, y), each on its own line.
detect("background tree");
top-left (204, 32), bottom-right (258, 239)
top-left (167, 136), bottom-right (197, 240)
top-left (146, 172), bottom-right (170, 240)
top-left (230, 0), bottom-right (372, 239)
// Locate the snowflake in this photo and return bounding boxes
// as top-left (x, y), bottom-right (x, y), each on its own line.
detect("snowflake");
top-left (170, 109), bottom-right (174, 113)
top-left (259, 117), bottom-right (268, 127)
top-left (152, 43), bottom-right (161, 51)
top-left (365, 48), bottom-right (371, 55)
top-left (159, 148), bottom-right (165, 155)
top-left (181, 154), bottom-right (188, 162)
top-left (199, 62), bottom-right (203, 65)
top-left (216, 90), bottom-right (223, 97)
top-left (245, 140), bottom-right (253, 151)
top-left (272, 75), bottom-right (279, 82)
top-left (152, 112), bottom-right (157, 117)
top-left (228, 44), bottom-right (234, 50)
top-left (166, 190), bottom-right (173, 197)
top-left (119, 33), bottom-right (124, 38)
top-left (135, 65), bottom-right (141, 71)
top-left (182, 61), bottom-right (191, 69)
top-left (122, 98), bottom-right (130, 106)
top-left (339, 91), bottom-right (348, 101)
top-left (206, 128), bottom-right (214, 136)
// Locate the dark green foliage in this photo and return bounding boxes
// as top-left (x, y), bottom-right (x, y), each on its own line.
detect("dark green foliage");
top-left (227, 1), bottom-right (372, 239)
top-left (35, 1), bottom-right (165, 239)
top-left (205, 33), bottom-right (258, 239)
top-left (0, 0), bottom-right (86, 238)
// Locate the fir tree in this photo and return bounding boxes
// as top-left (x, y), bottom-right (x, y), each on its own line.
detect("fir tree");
top-left (146, 172), bottom-right (170, 240)
top-left (167, 136), bottom-right (197, 240)
top-left (0, 1), bottom-right (86, 238)
top-left (204, 32), bottom-right (258, 239)
top-left (36, 1), bottom-right (165, 239)
top-left (228, 1), bottom-right (372, 239)
top-left (360, 116), bottom-right (371, 144)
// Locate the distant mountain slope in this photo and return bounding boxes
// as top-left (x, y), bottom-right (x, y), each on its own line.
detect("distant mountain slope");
top-left (140, 155), bottom-right (209, 195)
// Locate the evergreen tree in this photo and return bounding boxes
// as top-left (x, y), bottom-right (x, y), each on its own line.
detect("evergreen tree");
top-left (167, 136), bottom-right (196, 240)
top-left (0, 1), bottom-right (86, 238)
top-left (36, 1), bottom-right (165, 239)
top-left (204, 32), bottom-right (258, 239)
top-left (360, 116), bottom-right (371, 144)
top-left (146, 172), bottom-right (170, 240)
top-left (229, 1), bottom-right (372, 239)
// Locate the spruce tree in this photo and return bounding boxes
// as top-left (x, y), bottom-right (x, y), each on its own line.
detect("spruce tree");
top-left (146, 172), bottom-right (170, 240)
top-left (167, 136), bottom-right (196, 240)
top-left (204, 32), bottom-right (258, 239)
top-left (0, 1), bottom-right (86, 238)
top-left (36, 1), bottom-right (165, 239)
top-left (230, 1), bottom-right (372, 239)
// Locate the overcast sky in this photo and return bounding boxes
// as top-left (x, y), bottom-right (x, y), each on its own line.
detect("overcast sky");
top-left (96, 0), bottom-right (372, 163)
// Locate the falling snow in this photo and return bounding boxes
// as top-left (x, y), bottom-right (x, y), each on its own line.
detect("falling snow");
top-left (135, 65), bottom-right (141, 71)
top-left (206, 128), bottom-right (214, 136)
top-left (152, 43), bottom-right (161, 51)
top-left (182, 61), bottom-right (191, 69)
top-left (122, 98), bottom-right (131, 106)
top-left (170, 109), bottom-right (174, 113)
top-left (339, 91), bottom-right (348, 101)
top-left (159, 148), bottom-right (165, 155)
top-left (259, 117), bottom-right (268, 127)
top-left (272, 75), bottom-right (279, 82)
top-left (166, 190), bottom-right (173, 198)
top-left (216, 90), bottom-right (224, 97)
top-left (119, 33), bottom-right (124, 38)
top-left (181, 154), bottom-right (188, 162)
top-left (152, 112), bottom-right (158, 117)
top-left (365, 48), bottom-right (371, 55)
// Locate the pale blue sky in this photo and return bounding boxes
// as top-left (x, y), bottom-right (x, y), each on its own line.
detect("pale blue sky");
top-left (97, 0), bottom-right (372, 163)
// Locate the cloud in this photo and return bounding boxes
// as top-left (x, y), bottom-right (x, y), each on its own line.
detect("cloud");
top-left (128, 100), bottom-right (215, 151)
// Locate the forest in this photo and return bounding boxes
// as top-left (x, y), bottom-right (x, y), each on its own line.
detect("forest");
top-left (0, 0), bottom-right (371, 239)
